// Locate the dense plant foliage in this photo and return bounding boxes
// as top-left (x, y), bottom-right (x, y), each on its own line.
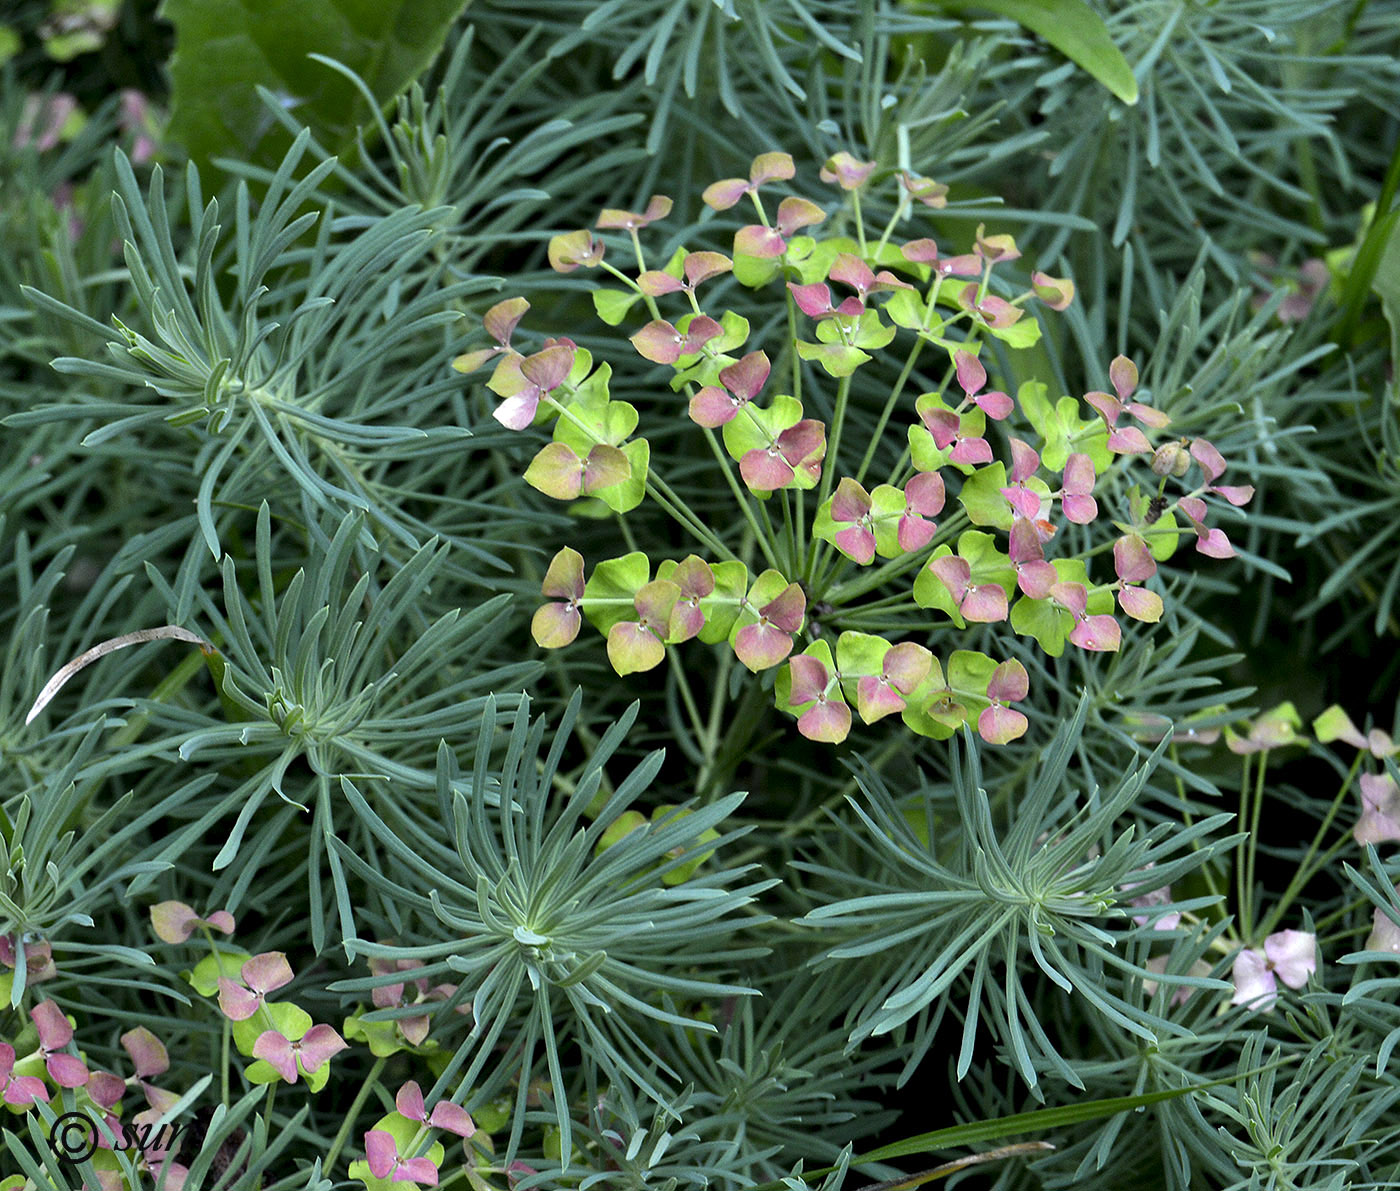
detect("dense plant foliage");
top-left (2, 2), bottom-right (1399, 1190)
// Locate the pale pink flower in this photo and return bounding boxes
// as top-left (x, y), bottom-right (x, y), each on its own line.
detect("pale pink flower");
top-left (1231, 930), bottom-right (1317, 1010)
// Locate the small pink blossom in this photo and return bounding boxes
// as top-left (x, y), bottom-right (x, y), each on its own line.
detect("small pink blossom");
top-left (900, 172), bottom-right (947, 207)
top-left (734, 197), bottom-right (826, 258)
top-left (606, 581), bottom-right (682, 676)
top-left (395, 1080), bottom-right (477, 1139)
top-left (547, 229), bottom-right (603, 272)
top-left (1049, 582), bottom-right (1121, 652)
top-left (827, 253), bottom-right (914, 302)
top-left (32, 1000), bottom-right (89, 1087)
top-left (0, 1042), bottom-right (49, 1107)
top-left (252, 1023), bottom-right (347, 1083)
top-left (935, 252), bottom-right (982, 278)
top-left (898, 238), bottom-right (979, 277)
top-left (1143, 955), bottom-right (1212, 1007)
top-left (150, 901), bottom-right (236, 944)
top-left (1007, 519), bottom-right (1057, 599)
top-left (1000, 438), bottom-right (1042, 519)
top-left (787, 280), bottom-right (865, 320)
top-left (15, 92), bottom-right (78, 152)
top-left (1113, 535), bottom-right (1162, 623)
top-left (688, 351), bottom-right (770, 427)
top-left (1355, 773), bottom-right (1400, 845)
top-left (217, 952), bottom-right (293, 1021)
top-left (1231, 930), bottom-right (1317, 1010)
top-left (487, 339), bottom-right (577, 430)
top-left (1225, 704), bottom-right (1302, 755)
top-left (739, 420), bottom-right (826, 492)
top-left (1250, 254), bottom-right (1329, 323)
top-left (973, 224), bottom-right (1020, 263)
top-left (927, 556), bottom-right (1007, 623)
top-left (702, 152), bottom-right (795, 210)
top-left (788, 654), bottom-right (851, 743)
top-left (0, 934), bottom-right (56, 981)
top-left (1056, 454), bottom-right (1097, 524)
top-left (1365, 895), bottom-right (1400, 955)
top-left (118, 90), bottom-right (158, 164)
top-left (734, 582), bottom-right (805, 672)
top-left (920, 406), bottom-right (992, 466)
top-left (366, 1129), bottom-right (439, 1185)
top-left (853, 642), bottom-right (931, 724)
top-left (630, 315), bottom-right (722, 365)
top-left (828, 478), bottom-right (876, 564)
top-left (897, 472), bottom-right (944, 551)
top-left (452, 297), bottom-right (529, 375)
top-left (956, 288), bottom-right (1023, 329)
top-left (820, 151), bottom-right (876, 190)
top-left (87, 1070), bottom-right (127, 1110)
top-left (1083, 355), bottom-right (1170, 455)
top-left (595, 194), bottom-right (672, 230)
top-left (1190, 440), bottom-right (1255, 509)
top-left (363, 954), bottom-right (470, 1047)
top-left (978, 659), bottom-right (1029, 744)
top-left (952, 349), bottom-right (1013, 420)
top-left (1123, 866), bottom-right (1180, 932)
top-left (1031, 271), bottom-right (1074, 309)
top-left (1314, 706), bottom-right (1398, 757)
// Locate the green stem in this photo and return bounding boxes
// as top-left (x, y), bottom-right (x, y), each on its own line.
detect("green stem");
top-left (825, 509), bottom-right (967, 604)
top-left (1243, 752), bottom-right (1266, 937)
top-left (669, 648), bottom-right (710, 754)
top-left (701, 678), bottom-right (769, 796)
top-left (324, 1055), bottom-right (388, 1172)
top-left (756, 497), bottom-right (782, 565)
top-left (853, 337), bottom-right (925, 488)
top-left (805, 375), bottom-right (855, 580)
top-left (832, 604), bottom-right (923, 625)
top-left (816, 374), bottom-right (854, 511)
top-left (890, 443), bottom-right (914, 488)
top-left (599, 260), bottom-right (642, 292)
top-left (696, 648), bottom-right (734, 798)
top-left (780, 488), bottom-right (797, 574)
top-left (700, 427), bottom-right (778, 570)
top-left (794, 473), bottom-right (806, 563)
top-left (785, 287), bottom-right (802, 403)
top-left (616, 513), bottom-right (639, 554)
top-left (872, 191), bottom-right (909, 261)
top-left (490, 451), bottom-right (616, 800)
top-left (628, 228), bottom-right (649, 275)
top-left (647, 473), bottom-right (735, 561)
top-left (1236, 754), bottom-right (1254, 939)
top-left (1170, 743), bottom-right (1226, 906)
top-left (195, 925), bottom-right (234, 1105)
top-left (1257, 752), bottom-right (1364, 938)
top-left (1313, 893), bottom-right (1373, 937)
top-left (256, 1082), bottom-right (278, 1190)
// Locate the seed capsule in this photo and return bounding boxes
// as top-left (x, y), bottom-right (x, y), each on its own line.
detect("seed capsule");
top-left (1151, 440), bottom-right (1191, 477)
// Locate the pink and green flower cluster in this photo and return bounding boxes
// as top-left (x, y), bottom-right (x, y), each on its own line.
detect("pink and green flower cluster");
top-left (453, 150), bottom-right (1256, 747)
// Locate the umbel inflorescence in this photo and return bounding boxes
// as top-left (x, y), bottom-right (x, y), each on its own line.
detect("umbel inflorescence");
top-left (453, 150), bottom-right (1254, 748)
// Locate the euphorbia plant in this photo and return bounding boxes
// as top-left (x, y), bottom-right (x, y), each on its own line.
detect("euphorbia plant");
top-left (455, 150), bottom-right (1254, 747)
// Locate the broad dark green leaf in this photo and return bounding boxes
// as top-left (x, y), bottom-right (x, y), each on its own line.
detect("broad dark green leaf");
top-left (925, 0), bottom-right (1138, 104)
top-left (1372, 212), bottom-right (1400, 392)
top-left (161, 0), bottom-right (473, 175)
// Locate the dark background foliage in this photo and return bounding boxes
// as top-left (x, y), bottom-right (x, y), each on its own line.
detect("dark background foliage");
top-left (2, 2), bottom-right (1399, 1189)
